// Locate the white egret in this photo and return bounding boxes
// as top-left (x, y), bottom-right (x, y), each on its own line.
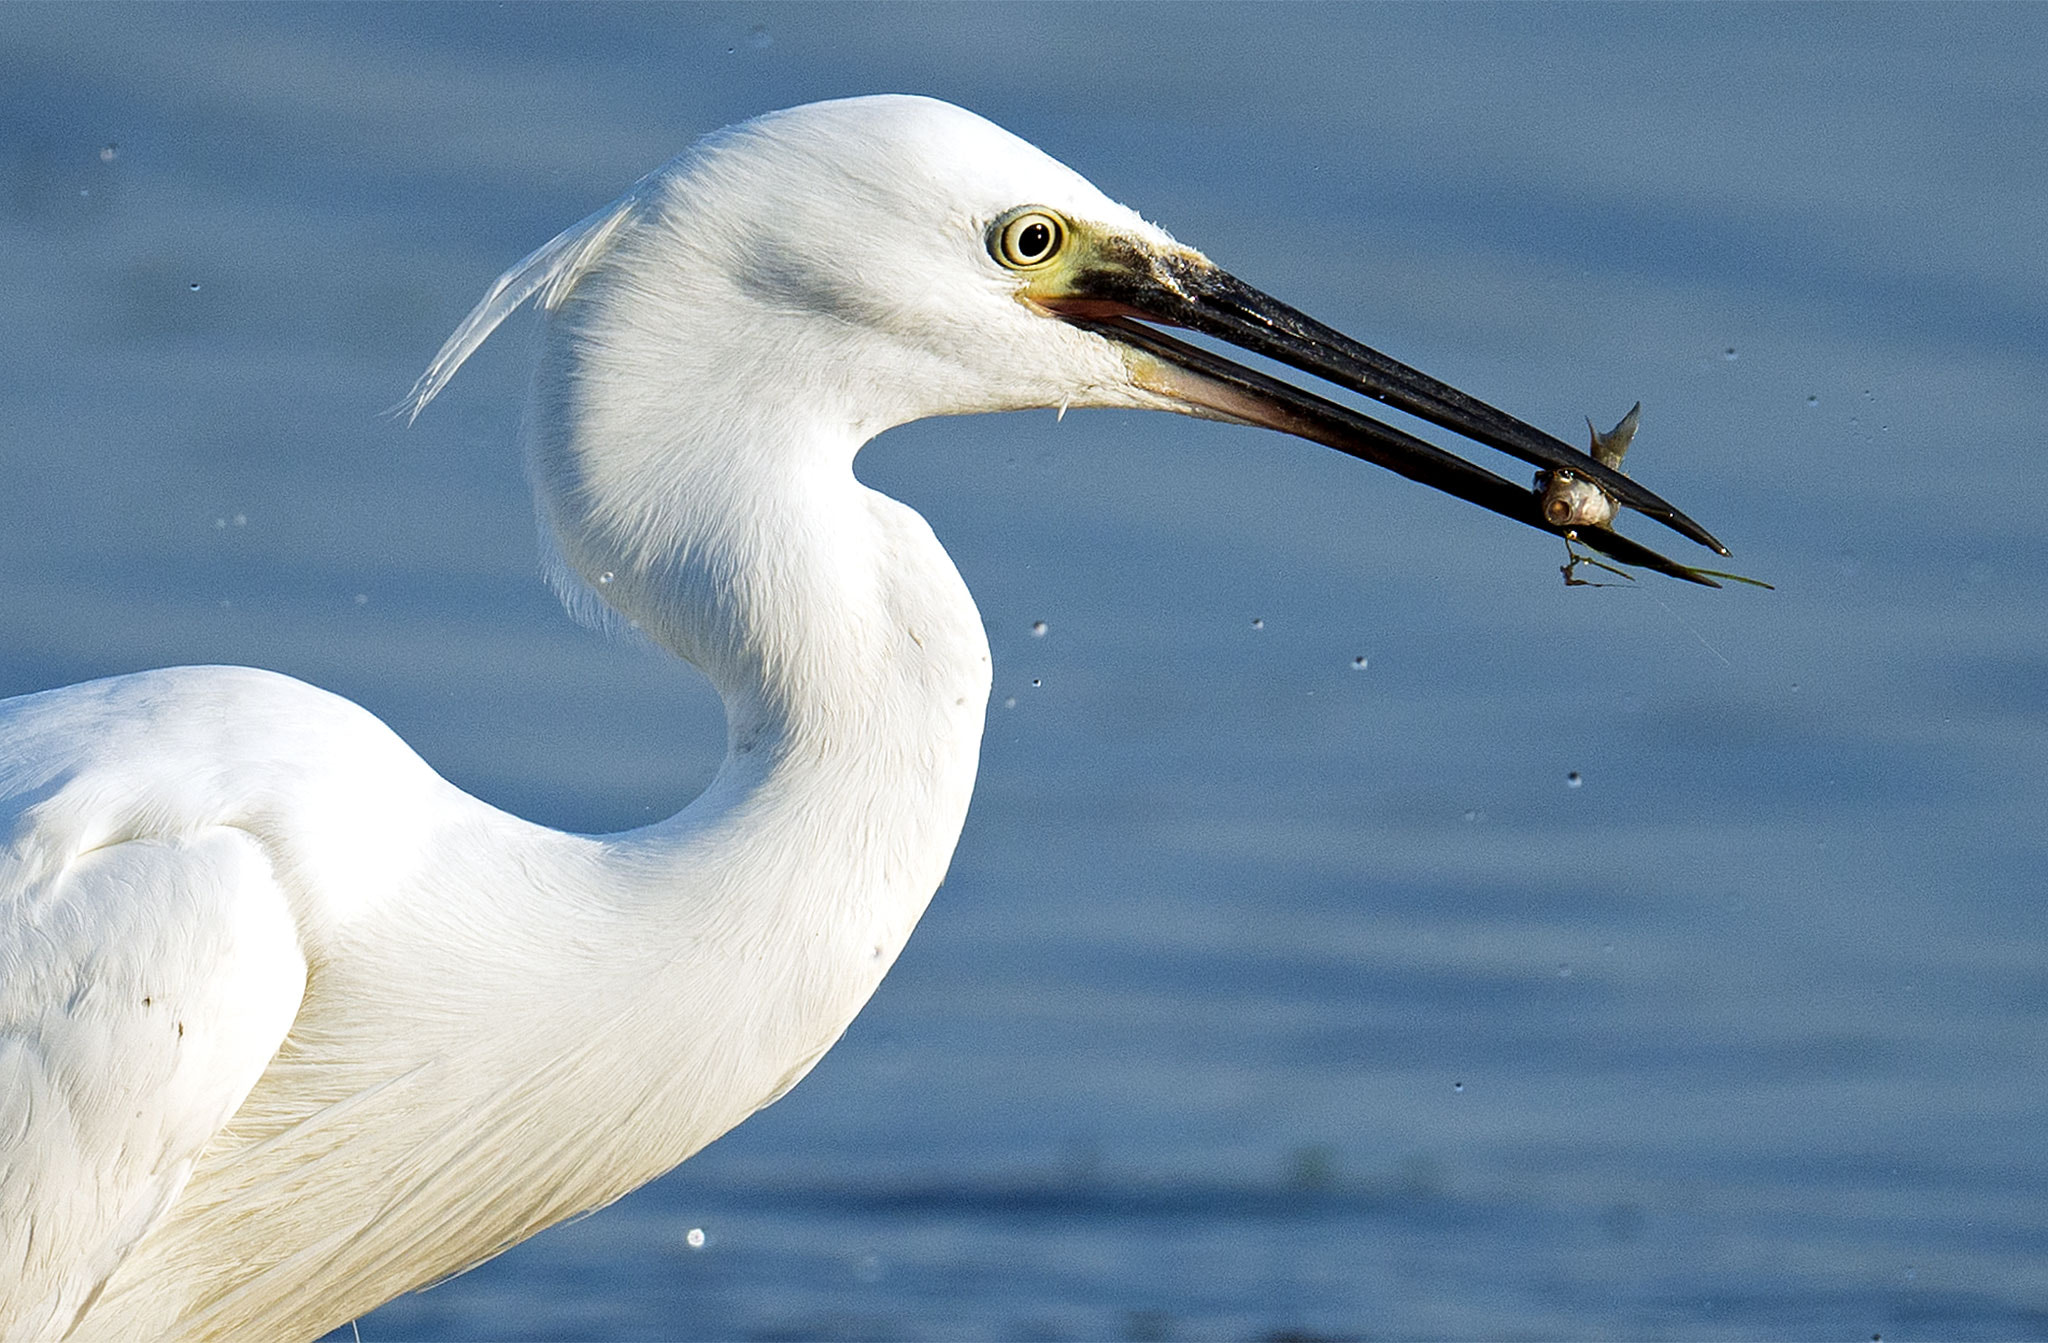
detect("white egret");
top-left (0, 96), bottom-right (1727, 1341)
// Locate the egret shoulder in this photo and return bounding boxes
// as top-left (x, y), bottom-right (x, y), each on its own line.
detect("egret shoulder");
top-left (0, 666), bottom-right (481, 944)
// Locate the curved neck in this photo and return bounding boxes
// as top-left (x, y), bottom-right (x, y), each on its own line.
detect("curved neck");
top-left (544, 409), bottom-right (984, 749)
top-left (522, 279), bottom-right (994, 890)
top-left (87, 401), bottom-right (996, 1342)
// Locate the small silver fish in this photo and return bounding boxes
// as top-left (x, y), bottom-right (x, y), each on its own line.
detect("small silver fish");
top-left (1536, 403), bottom-right (1640, 529)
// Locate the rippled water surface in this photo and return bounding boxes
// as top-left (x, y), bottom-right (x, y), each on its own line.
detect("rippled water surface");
top-left (3, 5), bottom-right (2044, 1339)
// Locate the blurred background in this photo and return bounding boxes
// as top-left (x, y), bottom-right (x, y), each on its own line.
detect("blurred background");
top-left (3, 4), bottom-right (2043, 1339)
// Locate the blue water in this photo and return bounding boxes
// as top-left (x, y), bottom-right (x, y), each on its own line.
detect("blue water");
top-left (4, 4), bottom-right (2044, 1339)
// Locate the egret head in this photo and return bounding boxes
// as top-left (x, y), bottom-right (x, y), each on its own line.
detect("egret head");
top-left (562, 95), bottom-right (1190, 436)
top-left (408, 94), bottom-right (1726, 584)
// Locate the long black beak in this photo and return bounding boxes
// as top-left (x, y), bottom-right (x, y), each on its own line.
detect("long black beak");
top-left (1045, 250), bottom-right (1731, 586)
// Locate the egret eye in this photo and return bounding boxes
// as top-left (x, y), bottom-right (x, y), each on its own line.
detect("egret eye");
top-left (992, 208), bottom-right (1066, 269)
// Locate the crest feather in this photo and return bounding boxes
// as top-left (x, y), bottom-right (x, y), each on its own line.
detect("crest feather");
top-left (397, 165), bottom-right (666, 422)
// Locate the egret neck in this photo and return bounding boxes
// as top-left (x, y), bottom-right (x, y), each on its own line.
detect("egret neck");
top-left (522, 204), bottom-right (994, 1005)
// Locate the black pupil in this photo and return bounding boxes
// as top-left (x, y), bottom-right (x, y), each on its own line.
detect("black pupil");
top-left (1017, 220), bottom-right (1051, 259)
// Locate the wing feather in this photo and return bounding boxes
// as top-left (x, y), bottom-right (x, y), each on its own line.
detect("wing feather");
top-left (0, 828), bottom-right (305, 1340)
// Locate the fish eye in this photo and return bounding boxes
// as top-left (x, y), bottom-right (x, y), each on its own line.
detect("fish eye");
top-left (991, 208), bottom-right (1067, 269)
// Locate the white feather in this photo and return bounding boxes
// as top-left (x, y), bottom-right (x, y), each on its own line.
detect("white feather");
top-left (396, 161), bottom-right (664, 424)
top-left (0, 95), bottom-right (1224, 1340)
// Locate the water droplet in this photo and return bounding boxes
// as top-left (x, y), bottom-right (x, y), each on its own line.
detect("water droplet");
top-left (597, 571), bottom-right (614, 586)
top-left (1031, 678), bottom-right (1041, 688)
top-left (213, 517), bottom-right (226, 529)
top-left (187, 282), bottom-right (201, 292)
top-left (685, 1226), bottom-right (706, 1249)
top-left (1557, 962), bottom-right (1573, 978)
top-left (1002, 696), bottom-right (1017, 709)
top-left (1722, 347), bottom-right (1738, 361)
top-left (232, 513), bottom-right (246, 527)
top-left (1251, 617), bottom-right (1264, 630)
top-left (1351, 655), bottom-right (1368, 670)
top-left (1567, 770), bottom-right (1583, 788)
top-left (1452, 1081), bottom-right (1464, 1093)
top-left (99, 143), bottom-right (119, 162)
top-left (1806, 395), bottom-right (1819, 407)
top-left (1461, 808), bottom-right (1482, 824)
top-left (1030, 620), bottom-right (1047, 637)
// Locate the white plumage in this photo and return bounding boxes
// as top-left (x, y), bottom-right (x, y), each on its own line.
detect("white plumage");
top-left (0, 95), bottom-right (1721, 1341)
